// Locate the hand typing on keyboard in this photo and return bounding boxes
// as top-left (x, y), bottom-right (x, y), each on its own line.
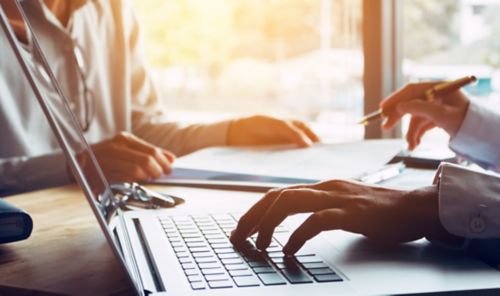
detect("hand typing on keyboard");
top-left (161, 213), bottom-right (342, 290)
top-left (230, 179), bottom-right (459, 255)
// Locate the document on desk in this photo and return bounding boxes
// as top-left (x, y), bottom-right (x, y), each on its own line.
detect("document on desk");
top-left (153, 140), bottom-right (404, 190)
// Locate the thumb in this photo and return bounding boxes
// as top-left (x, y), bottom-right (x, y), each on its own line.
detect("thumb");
top-left (397, 101), bottom-right (447, 125)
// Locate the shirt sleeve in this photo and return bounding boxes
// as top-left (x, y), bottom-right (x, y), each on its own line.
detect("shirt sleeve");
top-left (123, 0), bottom-right (230, 156)
top-left (436, 163), bottom-right (500, 239)
top-left (0, 152), bottom-right (72, 196)
top-left (449, 102), bottom-right (500, 171)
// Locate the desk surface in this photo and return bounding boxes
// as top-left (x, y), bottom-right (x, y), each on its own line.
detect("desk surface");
top-left (0, 184), bottom-right (261, 296)
top-left (0, 185), bottom-right (135, 296)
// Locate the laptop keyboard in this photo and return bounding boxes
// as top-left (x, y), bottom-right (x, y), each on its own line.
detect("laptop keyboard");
top-left (159, 213), bottom-right (343, 290)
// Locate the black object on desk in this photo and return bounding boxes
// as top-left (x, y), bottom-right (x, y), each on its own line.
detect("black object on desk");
top-left (390, 148), bottom-right (457, 169)
top-left (0, 199), bottom-right (33, 244)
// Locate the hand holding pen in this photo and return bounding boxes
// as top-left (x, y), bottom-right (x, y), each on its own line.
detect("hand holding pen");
top-left (359, 76), bottom-right (476, 150)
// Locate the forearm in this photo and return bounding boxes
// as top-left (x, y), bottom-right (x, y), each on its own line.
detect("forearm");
top-left (133, 120), bottom-right (231, 156)
top-left (0, 152), bottom-right (72, 196)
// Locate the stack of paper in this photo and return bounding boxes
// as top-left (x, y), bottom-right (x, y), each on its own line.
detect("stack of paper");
top-left (153, 140), bottom-right (404, 191)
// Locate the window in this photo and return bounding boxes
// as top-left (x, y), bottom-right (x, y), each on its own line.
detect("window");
top-left (133, 0), bottom-right (364, 142)
top-left (403, 0), bottom-right (500, 106)
top-left (401, 0), bottom-right (500, 145)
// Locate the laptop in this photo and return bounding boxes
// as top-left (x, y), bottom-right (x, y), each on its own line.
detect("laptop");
top-left (3, 3), bottom-right (500, 295)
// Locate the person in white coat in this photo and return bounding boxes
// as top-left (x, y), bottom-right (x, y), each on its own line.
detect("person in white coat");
top-left (0, 0), bottom-right (319, 195)
top-left (231, 82), bottom-right (500, 254)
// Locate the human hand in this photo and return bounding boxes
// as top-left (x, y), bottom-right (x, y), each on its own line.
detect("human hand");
top-left (230, 180), bottom-right (455, 255)
top-left (79, 132), bottom-right (175, 183)
top-left (381, 82), bottom-right (470, 150)
top-left (227, 115), bottom-right (320, 148)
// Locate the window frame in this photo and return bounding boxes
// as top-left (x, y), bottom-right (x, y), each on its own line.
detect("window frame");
top-left (362, 0), bottom-right (403, 139)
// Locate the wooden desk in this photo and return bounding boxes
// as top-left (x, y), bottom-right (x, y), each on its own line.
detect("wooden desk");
top-left (0, 185), bottom-right (135, 296)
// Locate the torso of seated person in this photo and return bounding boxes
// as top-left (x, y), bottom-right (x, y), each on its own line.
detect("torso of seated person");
top-left (4, 0), bottom-right (83, 42)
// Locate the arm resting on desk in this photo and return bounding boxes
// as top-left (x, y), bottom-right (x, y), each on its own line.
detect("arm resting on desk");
top-left (0, 152), bottom-right (71, 196)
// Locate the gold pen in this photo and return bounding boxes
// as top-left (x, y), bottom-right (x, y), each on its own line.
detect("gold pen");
top-left (358, 75), bottom-right (478, 126)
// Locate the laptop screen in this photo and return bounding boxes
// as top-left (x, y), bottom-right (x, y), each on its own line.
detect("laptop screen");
top-left (0, 2), bottom-right (143, 294)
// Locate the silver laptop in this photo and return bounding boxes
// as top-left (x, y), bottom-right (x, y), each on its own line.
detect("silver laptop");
top-left (3, 3), bottom-right (500, 295)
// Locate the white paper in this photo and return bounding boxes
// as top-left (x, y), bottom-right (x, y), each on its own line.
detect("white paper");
top-left (170, 139), bottom-right (403, 181)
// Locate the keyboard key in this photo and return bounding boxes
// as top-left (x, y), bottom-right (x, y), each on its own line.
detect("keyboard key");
top-left (267, 252), bottom-right (285, 258)
top-left (302, 262), bottom-right (329, 269)
top-left (205, 234), bottom-right (226, 240)
top-left (314, 273), bottom-right (343, 282)
top-left (204, 274), bottom-right (230, 281)
top-left (202, 268), bottom-right (225, 275)
top-left (253, 266), bottom-right (275, 274)
top-left (200, 226), bottom-right (219, 232)
top-left (192, 251), bottom-right (213, 258)
top-left (175, 251), bottom-right (189, 258)
top-left (185, 269), bottom-right (199, 276)
top-left (184, 237), bottom-right (205, 243)
top-left (294, 249), bottom-right (315, 256)
top-left (257, 272), bottom-right (287, 285)
top-left (195, 257), bottom-right (217, 264)
top-left (248, 261), bottom-right (271, 268)
top-left (186, 242), bottom-right (208, 248)
top-left (207, 237), bottom-right (228, 244)
top-left (173, 246), bottom-right (188, 253)
top-left (266, 245), bottom-right (282, 252)
top-left (190, 282), bottom-right (206, 290)
top-left (198, 262), bottom-right (222, 269)
top-left (208, 280), bottom-right (233, 289)
top-left (177, 225), bottom-right (196, 231)
top-left (224, 264), bottom-right (249, 271)
top-left (214, 248), bottom-right (235, 254)
top-left (166, 234), bottom-right (180, 240)
top-left (211, 242), bottom-right (232, 249)
top-left (281, 268), bottom-right (313, 284)
top-left (181, 263), bottom-right (196, 270)
top-left (229, 269), bottom-right (253, 277)
top-left (190, 247), bottom-right (211, 253)
top-left (202, 230), bottom-right (223, 236)
top-left (221, 258), bottom-right (243, 265)
top-left (179, 257), bottom-right (193, 264)
top-left (168, 237), bottom-right (182, 243)
top-left (270, 257), bottom-right (286, 264)
top-left (233, 275), bottom-right (260, 287)
top-left (178, 226), bottom-right (197, 231)
top-left (296, 255), bottom-right (323, 264)
top-left (182, 233), bottom-right (204, 239)
top-left (188, 275), bottom-right (203, 282)
top-left (218, 253), bottom-right (240, 259)
top-left (308, 268), bottom-right (335, 275)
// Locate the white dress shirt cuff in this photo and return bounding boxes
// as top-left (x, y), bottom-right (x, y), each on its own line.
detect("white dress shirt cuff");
top-left (436, 163), bottom-right (500, 239)
top-left (449, 102), bottom-right (500, 170)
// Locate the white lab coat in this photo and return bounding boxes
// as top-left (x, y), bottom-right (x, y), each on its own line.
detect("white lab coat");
top-left (0, 0), bottom-right (230, 195)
